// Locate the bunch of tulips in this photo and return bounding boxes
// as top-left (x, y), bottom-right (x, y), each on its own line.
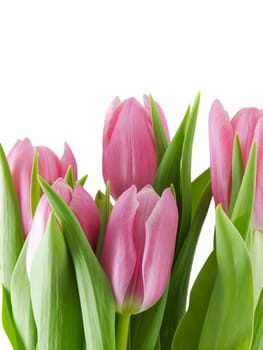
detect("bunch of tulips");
top-left (1, 93), bottom-right (263, 350)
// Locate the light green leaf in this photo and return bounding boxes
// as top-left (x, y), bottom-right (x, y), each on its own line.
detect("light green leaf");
top-left (95, 182), bottom-right (112, 259)
top-left (30, 212), bottom-right (84, 350)
top-left (251, 288), bottom-right (263, 350)
top-left (64, 165), bottom-right (75, 188)
top-left (177, 92), bottom-right (200, 253)
top-left (171, 252), bottom-right (217, 350)
top-left (130, 287), bottom-right (168, 350)
top-left (0, 144), bottom-right (24, 291)
top-left (30, 151), bottom-right (41, 218)
top-left (161, 169), bottom-right (211, 349)
top-left (249, 230), bottom-right (263, 304)
top-left (150, 94), bottom-right (169, 165)
top-left (11, 240), bottom-right (37, 350)
top-left (2, 285), bottom-right (22, 350)
top-left (231, 142), bottom-right (256, 240)
top-left (229, 134), bottom-right (244, 216)
top-left (198, 206), bottom-right (254, 349)
top-left (38, 177), bottom-right (116, 350)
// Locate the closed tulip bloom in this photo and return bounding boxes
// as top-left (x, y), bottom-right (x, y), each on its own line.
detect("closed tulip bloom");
top-left (102, 96), bottom-right (170, 199)
top-left (209, 100), bottom-right (263, 227)
top-left (7, 138), bottom-right (78, 235)
top-left (26, 178), bottom-right (100, 276)
top-left (100, 185), bottom-right (178, 314)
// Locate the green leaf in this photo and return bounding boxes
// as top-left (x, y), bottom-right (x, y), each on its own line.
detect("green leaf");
top-left (153, 105), bottom-right (190, 196)
top-left (231, 142), bottom-right (257, 240)
top-left (10, 240), bottom-right (37, 350)
top-left (191, 168), bottom-right (210, 220)
top-left (150, 94), bottom-right (169, 165)
top-left (198, 206), bottom-right (254, 349)
top-left (229, 134), bottom-right (244, 216)
top-left (160, 169), bottom-right (211, 349)
top-left (38, 177), bottom-right (116, 350)
top-left (130, 287), bottom-right (168, 350)
top-left (64, 165), bottom-right (75, 188)
top-left (171, 252), bottom-right (217, 350)
top-left (78, 174), bottom-right (88, 186)
top-left (30, 212), bottom-right (84, 350)
top-left (177, 92), bottom-right (200, 253)
top-left (95, 182), bottom-right (112, 259)
top-left (251, 288), bottom-right (263, 350)
top-left (0, 144), bottom-right (24, 291)
top-left (30, 151), bottom-right (41, 218)
top-left (2, 285), bottom-right (21, 350)
top-left (249, 230), bottom-right (263, 304)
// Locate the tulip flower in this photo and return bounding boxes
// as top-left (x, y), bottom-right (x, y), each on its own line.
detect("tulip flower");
top-left (7, 138), bottom-right (78, 235)
top-left (102, 95), bottom-right (170, 199)
top-left (209, 100), bottom-right (263, 227)
top-left (26, 178), bottom-right (100, 275)
top-left (100, 185), bottom-right (178, 314)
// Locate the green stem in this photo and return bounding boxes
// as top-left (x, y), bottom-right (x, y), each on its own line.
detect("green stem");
top-left (116, 313), bottom-right (131, 350)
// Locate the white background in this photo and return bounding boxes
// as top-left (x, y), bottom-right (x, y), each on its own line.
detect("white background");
top-left (0, 1), bottom-right (263, 348)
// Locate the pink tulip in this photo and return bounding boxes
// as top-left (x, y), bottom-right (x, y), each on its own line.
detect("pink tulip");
top-left (26, 178), bottom-right (100, 275)
top-left (102, 96), bottom-right (170, 199)
top-left (209, 100), bottom-right (263, 226)
top-left (100, 185), bottom-right (178, 314)
top-left (7, 138), bottom-right (78, 235)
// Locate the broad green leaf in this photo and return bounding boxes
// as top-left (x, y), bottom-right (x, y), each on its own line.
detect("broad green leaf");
top-left (0, 144), bottom-right (24, 291)
top-left (150, 94), bottom-right (169, 165)
top-left (249, 230), bottom-right (263, 304)
top-left (2, 285), bottom-right (21, 350)
top-left (64, 165), bottom-right (75, 188)
top-left (38, 177), bottom-right (116, 350)
top-left (153, 105), bottom-right (190, 196)
top-left (177, 92), bottom-right (200, 253)
top-left (130, 287), bottom-right (168, 350)
top-left (30, 212), bottom-right (84, 350)
top-left (10, 240), bottom-right (37, 350)
top-left (95, 182), bottom-right (112, 259)
top-left (161, 170), bottom-right (211, 349)
top-left (231, 142), bottom-right (256, 240)
top-left (30, 151), bottom-right (41, 218)
top-left (198, 206), bottom-right (254, 349)
top-left (229, 134), bottom-right (244, 216)
top-left (171, 252), bottom-right (217, 350)
top-left (251, 288), bottom-right (263, 350)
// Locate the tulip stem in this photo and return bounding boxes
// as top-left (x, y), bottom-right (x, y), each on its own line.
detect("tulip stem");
top-left (116, 313), bottom-right (130, 350)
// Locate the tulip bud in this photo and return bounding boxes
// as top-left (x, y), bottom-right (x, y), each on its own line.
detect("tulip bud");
top-left (7, 138), bottom-right (78, 235)
top-left (102, 96), bottom-right (169, 199)
top-left (26, 178), bottom-right (100, 276)
top-left (209, 100), bottom-right (263, 227)
top-left (100, 185), bottom-right (178, 314)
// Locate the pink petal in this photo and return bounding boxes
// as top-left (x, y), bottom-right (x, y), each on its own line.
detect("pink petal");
top-left (69, 184), bottom-right (100, 249)
top-left (252, 118), bottom-right (263, 228)
top-left (209, 100), bottom-right (234, 213)
top-left (231, 107), bottom-right (263, 165)
top-left (103, 98), bottom-right (157, 199)
top-left (125, 186), bottom-right (160, 305)
top-left (100, 185), bottom-right (139, 309)
top-left (103, 96), bottom-right (122, 143)
top-left (143, 94), bottom-right (170, 141)
top-left (141, 188), bottom-right (178, 310)
top-left (7, 138), bottom-right (34, 235)
top-left (36, 146), bottom-right (62, 182)
top-left (60, 142), bottom-right (78, 179)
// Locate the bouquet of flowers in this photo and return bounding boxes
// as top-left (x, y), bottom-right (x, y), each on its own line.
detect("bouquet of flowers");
top-left (0, 93), bottom-right (262, 350)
